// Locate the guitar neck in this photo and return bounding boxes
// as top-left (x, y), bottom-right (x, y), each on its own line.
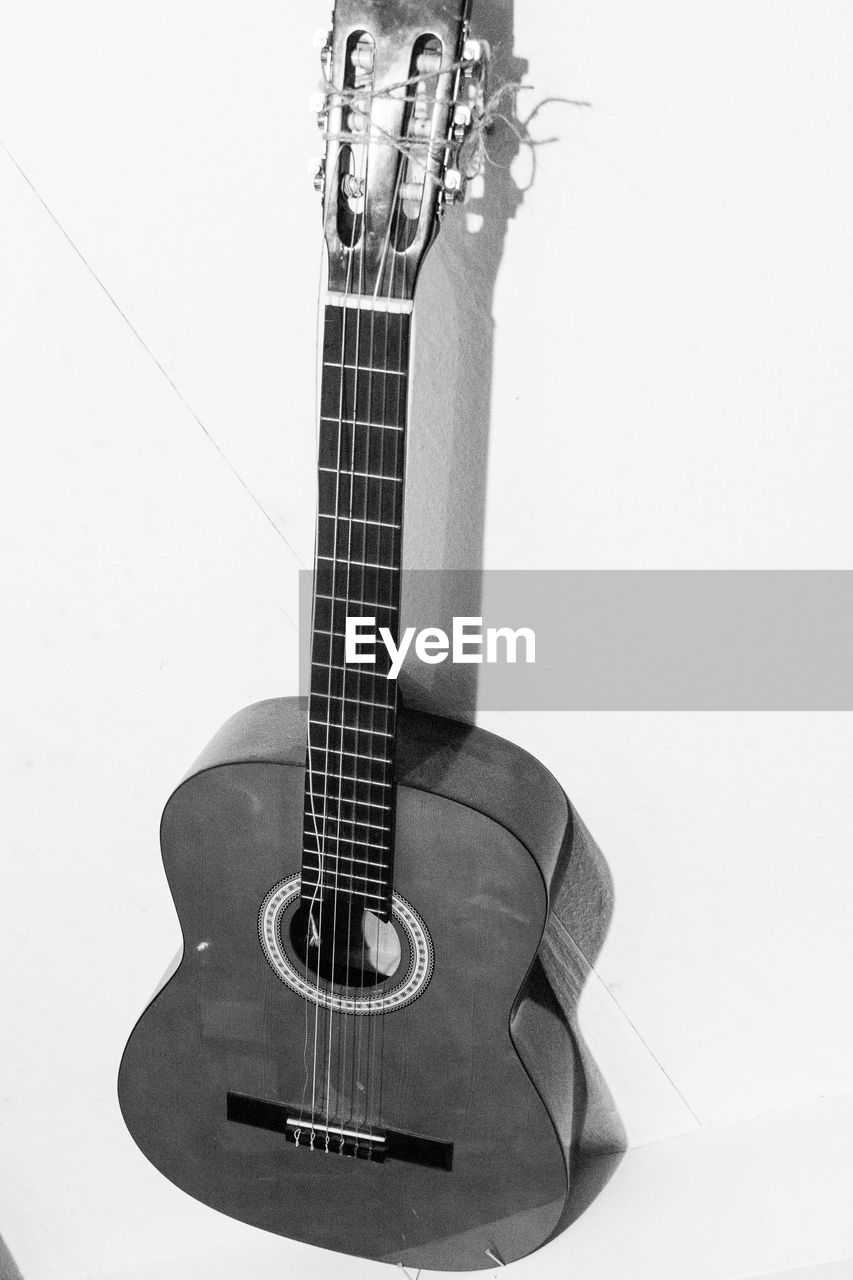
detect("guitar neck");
top-left (302, 297), bottom-right (413, 917)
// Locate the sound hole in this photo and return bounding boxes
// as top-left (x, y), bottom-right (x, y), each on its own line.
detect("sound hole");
top-left (288, 899), bottom-right (403, 989)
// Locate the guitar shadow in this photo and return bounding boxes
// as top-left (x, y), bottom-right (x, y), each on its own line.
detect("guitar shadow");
top-left (399, 0), bottom-right (627, 1232)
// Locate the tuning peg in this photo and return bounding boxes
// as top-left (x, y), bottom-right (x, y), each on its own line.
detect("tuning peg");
top-left (307, 156), bottom-right (326, 194)
top-left (351, 39), bottom-right (375, 73)
top-left (312, 27), bottom-right (331, 48)
top-left (465, 211), bottom-right (484, 234)
top-left (444, 169), bottom-right (463, 196)
top-left (462, 37), bottom-right (483, 63)
top-left (467, 174), bottom-right (485, 202)
top-left (308, 89), bottom-right (328, 130)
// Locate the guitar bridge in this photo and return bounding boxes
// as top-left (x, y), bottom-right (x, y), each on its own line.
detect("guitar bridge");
top-left (226, 1092), bottom-right (452, 1169)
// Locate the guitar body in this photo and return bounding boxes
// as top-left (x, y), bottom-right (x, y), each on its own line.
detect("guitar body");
top-left (119, 697), bottom-right (576, 1270)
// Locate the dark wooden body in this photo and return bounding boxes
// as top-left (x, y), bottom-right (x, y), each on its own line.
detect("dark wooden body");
top-left (119, 697), bottom-right (576, 1270)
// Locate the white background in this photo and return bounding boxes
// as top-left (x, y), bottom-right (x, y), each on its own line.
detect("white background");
top-left (2, 2), bottom-right (853, 1279)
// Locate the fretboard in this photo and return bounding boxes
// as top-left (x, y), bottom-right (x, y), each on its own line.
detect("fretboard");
top-left (302, 300), bottom-right (411, 919)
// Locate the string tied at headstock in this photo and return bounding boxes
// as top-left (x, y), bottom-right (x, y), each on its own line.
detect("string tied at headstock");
top-left (311, 1), bottom-right (489, 301)
top-left (316, 40), bottom-right (489, 207)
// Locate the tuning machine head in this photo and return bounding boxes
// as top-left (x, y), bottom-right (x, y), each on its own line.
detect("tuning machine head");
top-left (309, 156), bottom-right (326, 195)
top-left (440, 36), bottom-right (490, 208)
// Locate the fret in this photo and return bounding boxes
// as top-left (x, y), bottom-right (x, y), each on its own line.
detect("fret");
top-left (318, 424), bottom-right (405, 480)
top-left (318, 473), bottom-right (403, 527)
top-left (306, 718), bottom-right (394, 754)
top-left (307, 755), bottom-right (393, 774)
top-left (306, 795), bottom-right (391, 815)
top-left (308, 614), bottom-right (394, 655)
top-left (301, 867), bottom-right (388, 887)
top-left (309, 662), bottom-right (396, 700)
top-left (303, 813), bottom-right (390, 834)
top-left (310, 623), bottom-right (391, 653)
top-left (301, 306), bottom-right (410, 900)
top-left (323, 305), bottom-right (410, 369)
top-left (307, 727), bottom-right (394, 752)
top-left (311, 610), bottom-right (397, 636)
top-left (313, 595), bottom-right (397, 609)
top-left (309, 690), bottom-right (395, 717)
top-left (300, 878), bottom-right (388, 906)
top-left (318, 514), bottom-right (401, 530)
top-left (303, 858), bottom-right (389, 875)
top-left (306, 732), bottom-right (394, 747)
top-left (320, 416), bottom-right (404, 442)
top-left (316, 537), bottom-right (401, 568)
top-left (318, 419), bottom-right (405, 478)
top-left (307, 754), bottom-right (392, 773)
top-left (317, 555), bottom-right (400, 572)
top-left (302, 829), bottom-right (389, 849)
top-left (318, 466), bottom-right (402, 483)
top-left (315, 564), bottom-right (400, 611)
top-left (303, 833), bottom-right (390, 854)
top-left (310, 629), bottom-right (396, 666)
top-left (310, 644), bottom-right (394, 678)
top-left (306, 769), bottom-right (391, 788)
top-left (308, 682), bottom-right (396, 713)
top-left (304, 856), bottom-right (389, 874)
top-left (320, 368), bottom-right (406, 425)
top-left (309, 717), bottom-right (393, 739)
top-left (308, 632), bottom-right (394, 655)
top-left (306, 777), bottom-right (393, 799)
top-left (317, 512), bottom-right (399, 532)
top-left (308, 682), bottom-right (396, 707)
top-left (311, 658), bottom-right (395, 675)
top-left (308, 599), bottom-right (394, 619)
top-left (323, 363), bottom-right (406, 378)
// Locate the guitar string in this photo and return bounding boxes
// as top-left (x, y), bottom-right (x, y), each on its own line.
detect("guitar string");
top-left (369, 239), bottom-right (407, 1136)
top-left (324, 129), bottom-right (371, 1141)
top-left (302, 147), bottom-right (343, 1137)
top-left (321, 56), bottom-right (485, 186)
top-left (360, 84), bottom-right (418, 1143)
top-left (361, 227), bottom-right (391, 1143)
top-left (342, 168), bottom-right (372, 1145)
top-left (362, 249), bottom-right (386, 1142)
top-left (347, 150), bottom-right (407, 1146)
top-left (354, 57), bottom-right (448, 1145)
top-left (338, 56), bottom-right (414, 1148)
top-left (339, 169), bottom-right (371, 1143)
top-left (304, 61), bottom-right (403, 1153)
top-left (326, 111), bottom-right (403, 1140)
top-left (371, 42), bottom-right (454, 1133)
top-left (366, 154), bottom-right (411, 1142)
top-left (303, 138), bottom-right (363, 1142)
top-left (306, 51), bottom-right (452, 1148)
top-left (321, 130), bottom-right (374, 1142)
top-left (297, 228), bottom-right (334, 1133)
top-left (337, 220), bottom-right (359, 1140)
top-left (334, 136), bottom-right (399, 1142)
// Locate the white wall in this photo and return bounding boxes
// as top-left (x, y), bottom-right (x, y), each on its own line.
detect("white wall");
top-left (2, 3), bottom-right (852, 1279)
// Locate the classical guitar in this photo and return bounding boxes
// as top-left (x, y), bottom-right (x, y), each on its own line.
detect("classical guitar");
top-left (119, 0), bottom-right (576, 1268)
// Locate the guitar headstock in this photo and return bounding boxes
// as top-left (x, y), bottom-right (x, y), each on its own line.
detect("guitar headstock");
top-left (312, 0), bottom-right (488, 303)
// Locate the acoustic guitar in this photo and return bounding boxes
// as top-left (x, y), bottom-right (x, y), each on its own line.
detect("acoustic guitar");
top-left (119, 0), bottom-right (576, 1268)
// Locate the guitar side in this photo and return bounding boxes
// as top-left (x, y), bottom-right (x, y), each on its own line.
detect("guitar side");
top-left (118, 698), bottom-right (576, 1270)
